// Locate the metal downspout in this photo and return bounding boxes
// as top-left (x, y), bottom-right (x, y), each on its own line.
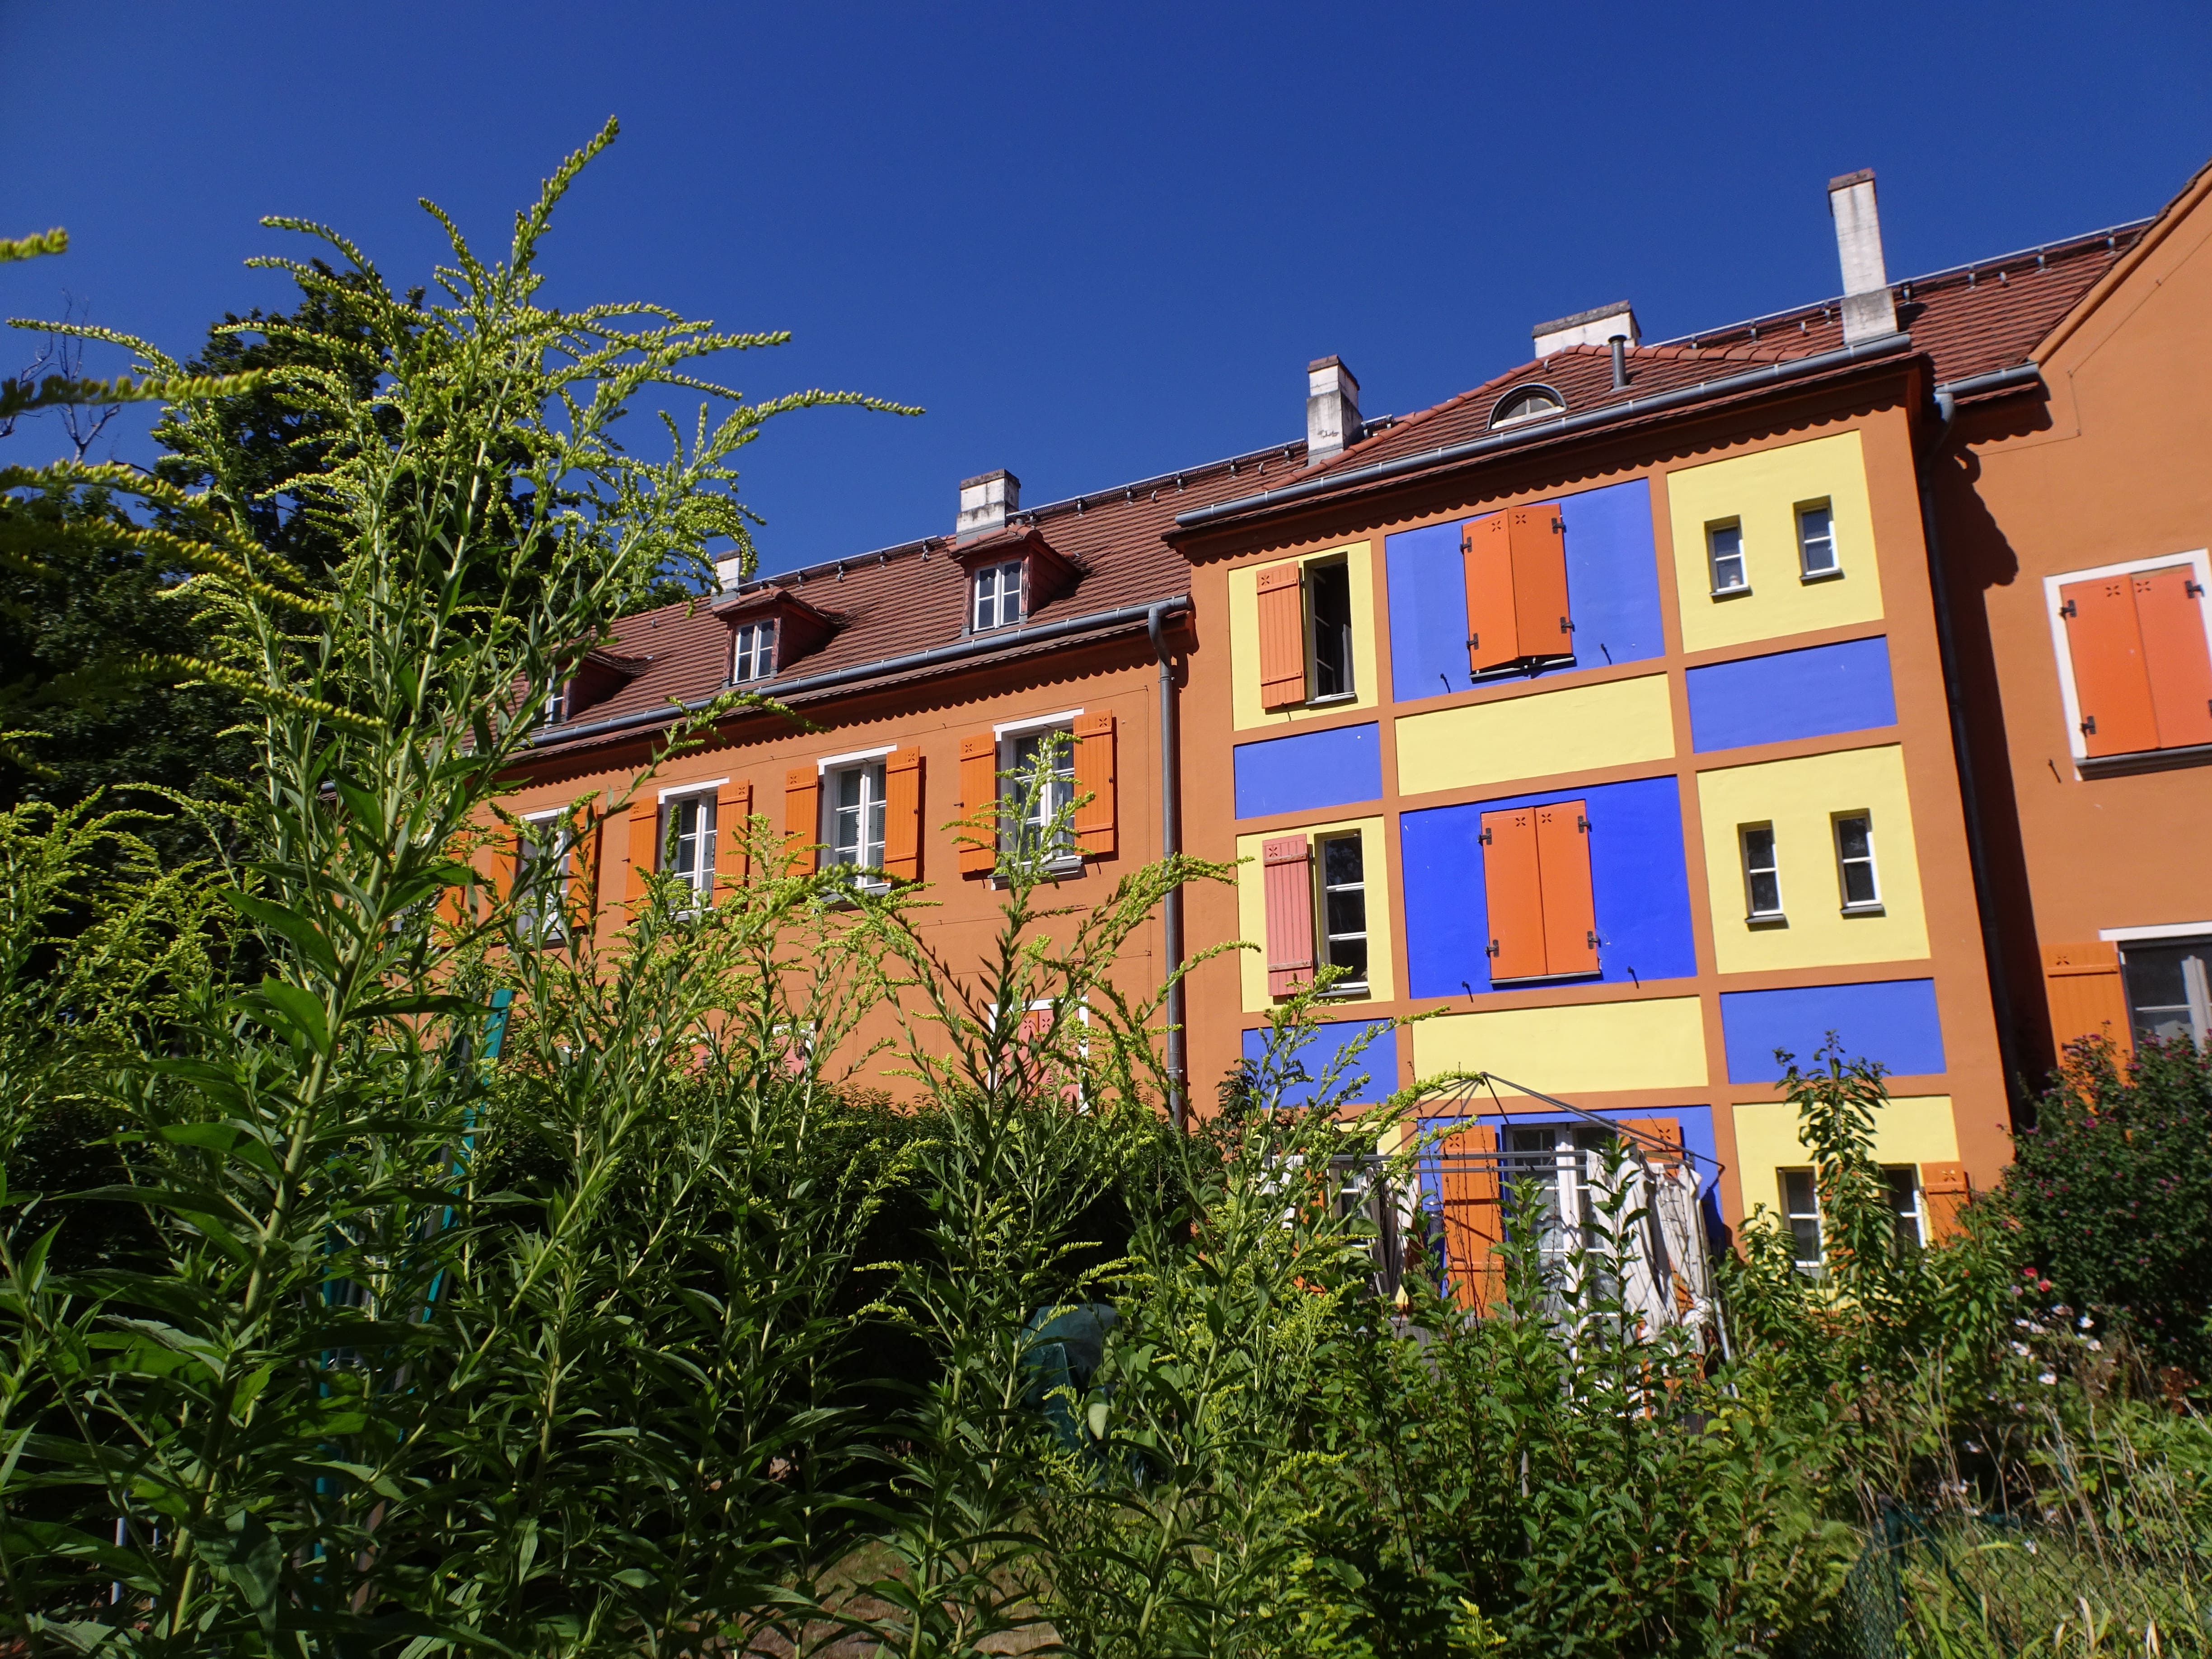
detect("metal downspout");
top-left (1148, 600), bottom-right (1186, 1125)
top-left (1917, 382), bottom-right (2023, 1100)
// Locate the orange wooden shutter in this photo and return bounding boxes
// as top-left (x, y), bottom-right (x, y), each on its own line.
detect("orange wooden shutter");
top-left (492, 825), bottom-right (520, 906)
top-left (570, 811), bottom-right (601, 933)
top-left (716, 778), bottom-right (753, 887)
top-left (1439, 1121), bottom-right (1504, 1312)
top-left (1071, 712), bottom-right (1117, 855)
top-left (883, 749), bottom-right (923, 881)
top-left (2062, 574), bottom-right (2158, 756)
top-left (2132, 567), bottom-right (2212, 749)
top-left (1481, 807), bottom-right (1546, 981)
top-left (958, 732), bottom-right (998, 876)
top-left (2042, 941), bottom-right (2134, 1061)
top-left (1921, 1161), bottom-right (1972, 1242)
top-left (1261, 834), bottom-right (1316, 997)
top-left (1621, 1117), bottom-right (1684, 1171)
top-left (1534, 799), bottom-right (1599, 977)
top-left (628, 795), bottom-right (661, 900)
top-left (1255, 563), bottom-right (1308, 708)
top-left (1508, 503), bottom-right (1572, 662)
top-left (1462, 511), bottom-right (1518, 674)
top-left (783, 766), bottom-right (820, 875)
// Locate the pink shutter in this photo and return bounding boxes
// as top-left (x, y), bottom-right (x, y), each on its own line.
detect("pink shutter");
top-left (1262, 835), bottom-right (1316, 998)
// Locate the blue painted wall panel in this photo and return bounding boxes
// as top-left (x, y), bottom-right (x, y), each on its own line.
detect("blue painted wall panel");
top-left (1719, 978), bottom-right (1947, 1083)
top-left (1384, 478), bottom-right (1664, 703)
top-left (1242, 1019), bottom-right (1397, 1106)
top-left (1233, 722), bottom-right (1382, 820)
top-left (1686, 636), bottom-right (1898, 752)
top-left (1401, 774), bottom-right (1698, 998)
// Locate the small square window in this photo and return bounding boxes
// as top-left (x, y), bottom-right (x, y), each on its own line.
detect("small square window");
top-left (1317, 832), bottom-right (1369, 994)
top-left (1307, 561), bottom-right (1355, 701)
top-left (1740, 823), bottom-right (1783, 922)
top-left (1833, 812), bottom-right (1881, 912)
top-left (1708, 521), bottom-right (1748, 596)
top-left (973, 559), bottom-right (1025, 631)
top-left (1780, 1169), bottom-right (1822, 1271)
top-left (731, 620), bottom-right (776, 683)
top-left (1797, 501), bottom-right (1840, 580)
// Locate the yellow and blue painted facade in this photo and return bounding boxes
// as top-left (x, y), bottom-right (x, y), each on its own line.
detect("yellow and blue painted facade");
top-left (1181, 401), bottom-right (2009, 1232)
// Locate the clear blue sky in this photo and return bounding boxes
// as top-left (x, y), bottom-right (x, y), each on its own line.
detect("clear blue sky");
top-left (6, 1), bottom-right (2209, 577)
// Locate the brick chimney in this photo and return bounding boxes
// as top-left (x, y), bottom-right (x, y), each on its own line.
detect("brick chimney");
top-left (1828, 169), bottom-right (1898, 343)
top-left (1305, 357), bottom-right (1362, 463)
top-left (956, 469), bottom-right (1019, 542)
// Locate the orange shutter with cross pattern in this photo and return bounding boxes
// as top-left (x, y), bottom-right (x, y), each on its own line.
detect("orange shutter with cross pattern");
top-left (883, 750), bottom-right (922, 881)
top-left (716, 779), bottom-right (752, 888)
top-left (1481, 807), bottom-right (1546, 981)
top-left (1071, 712), bottom-right (1116, 855)
top-left (1439, 1121), bottom-right (1504, 1313)
top-left (2133, 567), bottom-right (2212, 749)
top-left (1255, 563), bottom-right (1308, 708)
top-left (2042, 941), bottom-right (2134, 1062)
top-left (783, 767), bottom-right (820, 876)
top-left (1262, 835), bottom-right (1316, 998)
top-left (1921, 1161), bottom-right (1972, 1242)
top-left (958, 733), bottom-right (997, 875)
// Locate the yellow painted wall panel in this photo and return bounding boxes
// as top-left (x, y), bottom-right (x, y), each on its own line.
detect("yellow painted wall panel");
top-left (1228, 542), bottom-right (1378, 731)
top-left (1409, 996), bottom-right (1707, 1094)
top-left (1395, 675), bottom-right (1675, 796)
top-left (1696, 744), bottom-right (1929, 973)
top-left (1730, 1094), bottom-right (1960, 1219)
top-left (1665, 431), bottom-right (1885, 653)
top-left (1235, 816), bottom-right (1394, 1013)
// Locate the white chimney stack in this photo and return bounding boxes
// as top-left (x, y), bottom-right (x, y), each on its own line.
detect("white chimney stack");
top-left (956, 469), bottom-right (1019, 541)
top-left (1828, 169), bottom-right (1898, 343)
top-left (1532, 302), bottom-right (1639, 357)
top-left (1305, 356), bottom-right (1362, 462)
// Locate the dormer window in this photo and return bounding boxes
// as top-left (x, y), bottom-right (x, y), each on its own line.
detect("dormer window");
top-left (973, 559), bottom-right (1025, 631)
top-left (1489, 384), bottom-right (1566, 429)
top-left (731, 619), bottom-right (776, 683)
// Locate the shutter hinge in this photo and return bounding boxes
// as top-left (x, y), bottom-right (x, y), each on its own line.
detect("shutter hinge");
top-left (1479, 826), bottom-right (1492, 845)
top-left (1466, 634), bottom-right (1479, 649)
top-left (1560, 617), bottom-right (1575, 632)
top-left (1577, 815), bottom-right (1589, 833)
top-left (2189, 580), bottom-right (2206, 598)
top-left (1586, 930), bottom-right (1599, 950)
top-left (1487, 939), bottom-right (1501, 957)
top-left (2081, 715), bottom-right (2098, 736)
top-left (2059, 599), bottom-right (2077, 618)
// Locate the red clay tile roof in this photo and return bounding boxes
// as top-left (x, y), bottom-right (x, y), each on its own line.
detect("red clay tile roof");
top-left (527, 210), bottom-right (2158, 758)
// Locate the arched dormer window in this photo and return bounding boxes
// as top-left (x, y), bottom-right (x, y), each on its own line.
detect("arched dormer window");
top-left (1489, 384), bottom-right (1566, 430)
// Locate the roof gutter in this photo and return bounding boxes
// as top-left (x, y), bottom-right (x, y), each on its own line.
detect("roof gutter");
top-left (1932, 361), bottom-right (2044, 404)
top-left (530, 595), bottom-right (1192, 750)
top-left (1172, 330), bottom-right (1916, 533)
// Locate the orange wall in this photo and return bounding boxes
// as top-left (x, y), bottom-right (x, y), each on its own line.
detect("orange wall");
top-left (1938, 180), bottom-right (2212, 1072)
top-left (496, 637), bottom-right (1174, 1098)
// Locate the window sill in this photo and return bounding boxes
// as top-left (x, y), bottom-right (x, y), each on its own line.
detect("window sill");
top-left (1317, 983), bottom-right (1371, 1000)
top-left (1840, 902), bottom-right (1885, 917)
top-left (1800, 567), bottom-right (1845, 584)
top-left (1490, 967), bottom-right (1604, 986)
top-left (1305, 690), bottom-right (1359, 707)
top-left (1745, 913), bottom-right (1789, 929)
top-left (1710, 585), bottom-right (1754, 601)
top-left (989, 857), bottom-right (1084, 889)
top-left (2076, 740), bottom-right (2212, 779)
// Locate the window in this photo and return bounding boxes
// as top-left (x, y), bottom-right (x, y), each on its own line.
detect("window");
top-left (1740, 823), bottom-right (1783, 922)
top-left (731, 619), bottom-right (776, 683)
top-left (665, 793), bottom-right (717, 907)
top-left (1307, 561), bottom-right (1355, 700)
top-left (1004, 728), bottom-right (1076, 862)
top-left (2121, 936), bottom-right (2212, 1047)
top-left (1708, 521), bottom-right (1748, 596)
top-left (1317, 833), bottom-right (1369, 993)
top-left (1884, 1167), bottom-right (1924, 1251)
top-left (542, 677), bottom-right (569, 726)
top-left (1480, 801), bottom-right (1599, 982)
top-left (1797, 501), bottom-right (1840, 580)
top-left (973, 558), bottom-right (1025, 631)
top-left (1489, 384), bottom-right (1565, 429)
top-left (825, 759), bottom-right (888, 879)
top-left (1780, 1170), bottom-right (1822, 1271)
top-left (1462, 504), bottom-right (1573, 676)
top-left (2051, 554), bottom-right (2212, 762)
top-left (1833, 812), bottom-right (1881, 912)
top-left (515, 818), bottom-right (571, 947)
top-left (1502, 1125), bottom-right (1616, 1270)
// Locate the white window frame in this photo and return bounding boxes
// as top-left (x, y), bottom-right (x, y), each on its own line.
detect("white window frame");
top-left (1779, 1168), bottom-right (1822, 1272)
top-left (1706, 519), bottom-right (1749, 598)
top-left (656, 788), bottom-right (719, 909)
top-left (1832, 811), bottom-right (1882, 914)
top-left (2114, 933), bottom-right (2212, 1050)
top-left (986, 998), bottom-right (1090, 1108)
top-left (1314, 830), bottom-right (1370, 997)
top-left (517, 806), bottom-right (573, 948)
top-left (2044, 547), bottom-right (2212, 769)
top-left (1303, 558), bottom-right (1357, 705)
top-left (1795, 498), bottom-right (1842, 581)
top-left (1739, 822), bottom-right (1784, 923)
top-left (1884, 1166), bottom-right (1926, 1251)
top-left (731, 619), bottom-right (776, 683)
top-left (972, 558), bottom-right (1026, 632)
top-left (998, 723), bottom-right (1079, 871)
top-left (820, 754), bottom-right (891, 890)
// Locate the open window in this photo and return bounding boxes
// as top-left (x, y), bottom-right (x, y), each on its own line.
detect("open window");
top-left (2050, 552), bottom-right (2212, 766)
top-left (1255, 558), bottom-right (1360, 710)
top-left (1480, 800), bottom-right (1599, 982)
top-left (1260, 829), bottom-right (1373, 1000)
top-left (1461, 505), bottom-right (1572, 676)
